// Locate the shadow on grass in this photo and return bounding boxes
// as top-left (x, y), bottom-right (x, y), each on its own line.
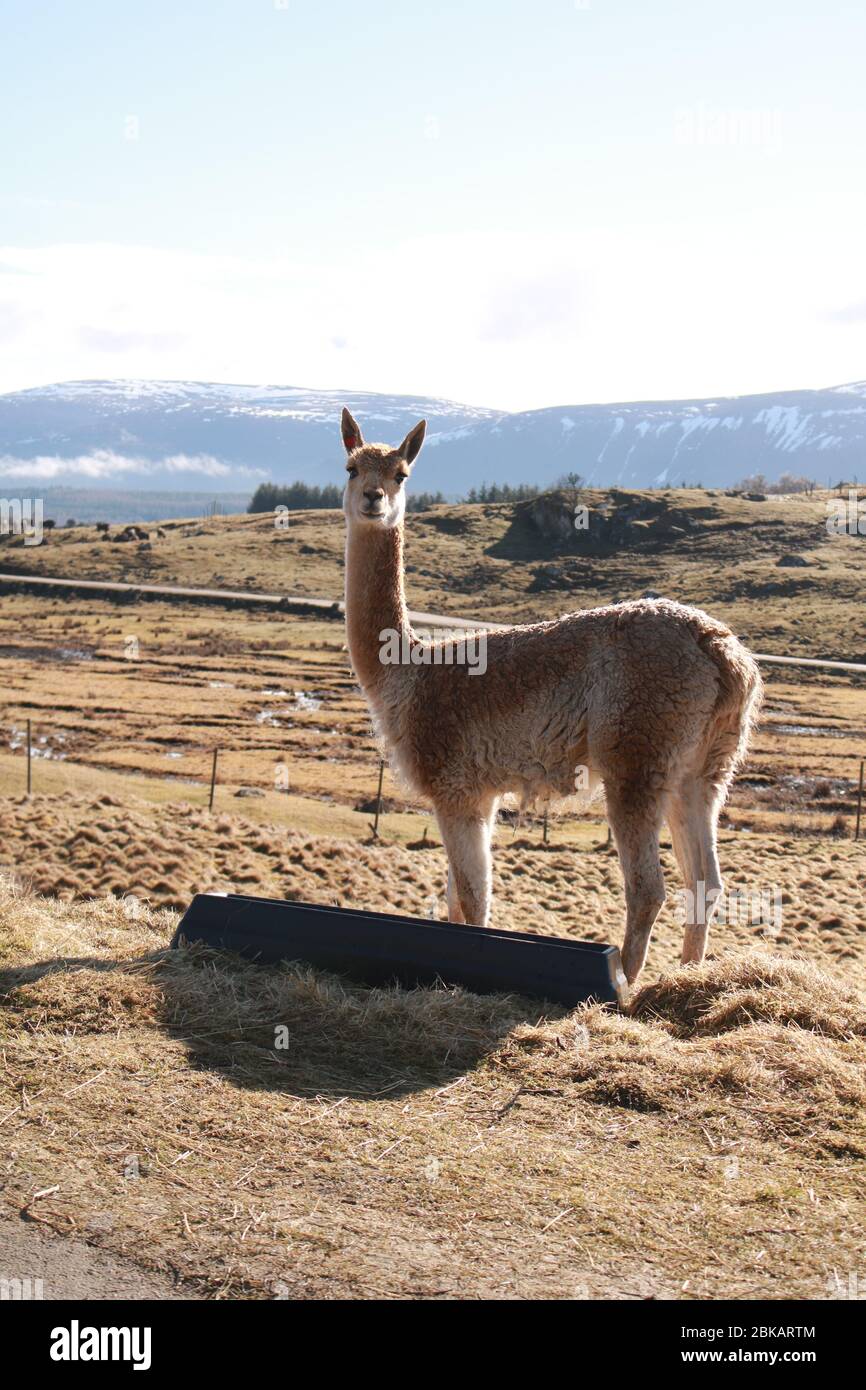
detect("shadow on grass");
top-left (0, 945), bottom-right (551, 1101)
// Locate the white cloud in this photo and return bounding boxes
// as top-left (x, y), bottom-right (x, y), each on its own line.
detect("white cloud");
top-left (0, 228), bottom-right (864, 410)
top-left (478, 273), bottom-right (586, 343)
top-left (0, 449), bottom-right (254, 480)
top-left (78, 326), bottom-right (188, 354)
top-left (823, 300), bottom-right (866, 325)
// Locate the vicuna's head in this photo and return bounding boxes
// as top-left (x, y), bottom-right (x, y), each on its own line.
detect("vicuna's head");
top-left (341, 407), bottom-right (426, 530)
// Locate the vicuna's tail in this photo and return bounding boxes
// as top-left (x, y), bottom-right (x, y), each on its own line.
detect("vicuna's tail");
top-left (698, 630), bottom-right (763, 794)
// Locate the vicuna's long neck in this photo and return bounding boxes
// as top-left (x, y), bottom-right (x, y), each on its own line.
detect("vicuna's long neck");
top-left (344, 521), bottom-right (411, 693)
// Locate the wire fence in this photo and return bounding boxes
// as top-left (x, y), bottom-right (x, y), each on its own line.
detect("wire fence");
top-left (7, 722), bottom-right (865, 845)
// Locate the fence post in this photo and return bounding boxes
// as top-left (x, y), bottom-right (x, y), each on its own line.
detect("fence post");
top-left (209, 749), bottom-right (218, 812)
top-left (371, 757), bottom-right (385, 837)
top-left (542, 809), bottom-right (549, 844)
top-left (856, 759), bottom-right (864, 842)
top-left (26, 718), bottom-right (32, 796)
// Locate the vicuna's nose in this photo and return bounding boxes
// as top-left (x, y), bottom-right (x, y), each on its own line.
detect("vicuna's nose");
top-left (364, 488), bottom-right (384, 503)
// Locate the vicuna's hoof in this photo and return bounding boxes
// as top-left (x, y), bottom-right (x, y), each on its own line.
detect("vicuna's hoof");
top-left (620, 949), bottom-right (647, 987)
top-left (680, 925), bottom-right (709, 965)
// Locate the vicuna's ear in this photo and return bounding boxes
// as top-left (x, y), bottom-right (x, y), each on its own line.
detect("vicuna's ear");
top-left (341, 407), bottom-right (363, 454)
top-left (397, 419), bottom-right (426, 466)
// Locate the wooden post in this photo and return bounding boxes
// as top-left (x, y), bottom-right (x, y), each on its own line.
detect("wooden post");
top-left (542, 809), bottom-right (549, 844)
top-left (372, 758), bottom-right (385, 837)
top-left (209, 748), bottom-right (218, 812)
top-left (856, 759), bottom-right (864, 842)
top-left (26, 718), bottom-right (32, 796)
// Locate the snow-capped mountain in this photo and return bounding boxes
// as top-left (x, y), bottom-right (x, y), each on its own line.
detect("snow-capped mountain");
top-left (0, 380), bottom-right (499, 492)
top-left (0, 378), bottom-right (864, 495)
top-left (435, 381), bottom-right (866, 492)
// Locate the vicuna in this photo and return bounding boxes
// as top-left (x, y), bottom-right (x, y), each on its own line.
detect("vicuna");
top-left (340, 409), bottom-right (762, 985)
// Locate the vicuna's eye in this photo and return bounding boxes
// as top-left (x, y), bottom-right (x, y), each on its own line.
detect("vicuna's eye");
top-left (395, 472), bottom-right (408, 486)
top-left (347, 466), bottom-right (358, 480)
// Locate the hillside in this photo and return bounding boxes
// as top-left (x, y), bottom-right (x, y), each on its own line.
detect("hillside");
top-left (2, 486), bottom-right (864, 661)
top-left (2, 378), bottom-right (865, 493)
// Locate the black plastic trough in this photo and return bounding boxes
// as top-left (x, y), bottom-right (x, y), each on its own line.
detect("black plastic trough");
top-left (170, 892), bottom-right (627, 1008)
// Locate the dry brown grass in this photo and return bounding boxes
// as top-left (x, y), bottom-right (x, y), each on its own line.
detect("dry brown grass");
top-left (0, 591), bottom-right (863, 843)
top-left (1, 878), bottom-right (864, 1299)
top-left (1, 790), bottom-right (864, 977)
top-left (3, 487), bottom-right (864, 660)
top-left (631, 954), bottom-right (866, 1041)
top-left (3, 489), bottom-right (861, 667)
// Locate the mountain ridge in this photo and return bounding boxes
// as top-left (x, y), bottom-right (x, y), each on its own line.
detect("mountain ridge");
top-left (1, 377), bottom-right (864, 494)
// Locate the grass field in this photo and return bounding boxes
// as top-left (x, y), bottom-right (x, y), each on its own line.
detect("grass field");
top-left (2, 486), bottom-right (864, 658)
top-left (0, 594), bottom-right (863, 840)
top-left (0, 489), bottom-right (864, 1299)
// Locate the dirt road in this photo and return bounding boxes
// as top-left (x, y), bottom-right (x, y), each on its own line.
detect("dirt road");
top-left (0, 1216), bottom-right (201, 1301)
top-left (1, 570), bottom-right (864, 671)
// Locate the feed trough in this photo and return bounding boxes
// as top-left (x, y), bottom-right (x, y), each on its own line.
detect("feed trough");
top-left (171, 892), bottom-right (627, 1008)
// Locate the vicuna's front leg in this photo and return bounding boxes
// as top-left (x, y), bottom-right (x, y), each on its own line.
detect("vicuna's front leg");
top-left (436, 801), bottom-right (495, 927)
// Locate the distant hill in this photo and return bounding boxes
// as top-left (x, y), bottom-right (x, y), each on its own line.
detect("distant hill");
top-left (3, 487), bottom-right (862, 664)
top-left (1, 377), bottom-right (864, 495)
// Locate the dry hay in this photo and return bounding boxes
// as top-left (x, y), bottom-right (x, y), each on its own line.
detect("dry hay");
top-left (631, 953), bottom-right (866, 1041)
top-left (1, 877), bottom-right (865, 1299)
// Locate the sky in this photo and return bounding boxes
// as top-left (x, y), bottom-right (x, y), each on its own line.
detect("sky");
top-left (1, 0), bottom-right (865, 410)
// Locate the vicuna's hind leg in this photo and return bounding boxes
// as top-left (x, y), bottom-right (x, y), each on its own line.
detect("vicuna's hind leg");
top-left (668, 776), bottom-right (724, 965)
top-left (437, 798), bottom-right (497, 927)
top-left (605, 782), bottom-right (667, 985)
